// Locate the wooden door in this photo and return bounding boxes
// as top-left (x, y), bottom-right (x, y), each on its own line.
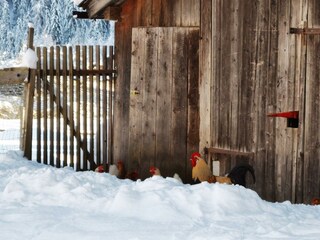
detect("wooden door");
top-left (128, 27), bottom-right (199, 181)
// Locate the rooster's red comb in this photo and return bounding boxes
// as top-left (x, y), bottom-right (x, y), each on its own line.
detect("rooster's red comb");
top-left (190, 152), bottom-right (201, 160)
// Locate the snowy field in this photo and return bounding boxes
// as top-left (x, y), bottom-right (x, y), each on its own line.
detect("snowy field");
top-left (0, 121), bottom-right (320, 240)
top-left (0, 119), bottom-right (21, 153)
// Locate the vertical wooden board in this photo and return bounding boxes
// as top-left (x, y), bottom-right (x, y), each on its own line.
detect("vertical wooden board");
top-left (218, 1), bottom-right (232, 149)
top-left (155, 27), bottom-right (173, 176)
top-left (303, 1), bottom-right (320, 202)
top-left (43, 47), bottom-right (48, 165)
top-left (186, 28), bottom-right (200, 181)
top-left (151, 0), bottom-right (161, 26)
top-left (102, 46), bottom-right (107, 166)
top-left (140, 28), bottom-right (158, 178)
top-left (82, 46), bottom-right (88, 170)
top-left (75, 46), bottom-right (81, 170)
top-left (36, 47), bottom-right (42, 163)
top-left (303, 36), bottom-right (320, 202)
top-left (135, 0), bottom-right (142, 25)
top-left (199, 0), bottom-right (212, 153)
top-left (108, 46), bottom-right (115, 165)
top-left (128, 28), bottom-right (145, 172)
top-left (140, 0), bottom-right (152, 26)
top-left (181, 0), bottom-right (200, 26)
top-left (275, 0), bottom-right (296, 202)
top-left (56, 46), bottom-right (61, 168)
top-left (251, 0), bottom-right (270, 199)
top-left (154, 0), bottom-right (180, 26)
top-left (49, 46), bottom-right (55, 166)
top-left (236, 1), bottom-right (259, 191)
top-left (113, 18), bottom-right (131, 165)
top-left (171, 28), bottom-right (189, 179)
top-left (264, 0), bottom-right (279, 202)
top-left (287, 0), bottom-right (306, 203)
top-left (95, 46), bottom-right (102, 168)
top-left (62, 46), bottom-right (68, 167)
top-left (88, 46), bottom-right (94, 165)
top-left (294, 0), bottom-right (308, 203)
top-left (68, 46), bottom-right (74, 168)
top-left (228, 0), bottom-right (241, 156)
top-left (211, 0), bottom-right (220, 149)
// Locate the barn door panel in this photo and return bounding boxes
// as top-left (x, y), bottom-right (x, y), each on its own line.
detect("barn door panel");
top-left (301, 34), bottom-right (320, 203)
top-left (129, 27), bottom-right (199, 181)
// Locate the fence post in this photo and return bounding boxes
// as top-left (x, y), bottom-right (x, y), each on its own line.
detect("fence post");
top-left (21, 26), bottom-right (36, 160)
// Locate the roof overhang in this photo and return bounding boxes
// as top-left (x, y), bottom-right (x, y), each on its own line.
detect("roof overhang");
top-left (77, 0), bottom-right (126, 20)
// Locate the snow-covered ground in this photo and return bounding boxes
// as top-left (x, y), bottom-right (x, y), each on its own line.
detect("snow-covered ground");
top-left (0, 121), bottom-right (320, 240)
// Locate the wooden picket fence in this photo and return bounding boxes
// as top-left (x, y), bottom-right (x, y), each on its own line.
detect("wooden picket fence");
top-left (21, 45), bottom-right (116, 171)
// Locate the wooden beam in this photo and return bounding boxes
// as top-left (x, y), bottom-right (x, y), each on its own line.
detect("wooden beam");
top-left (103, 6), bottom-right (121, 21)
top-left (204, 147), bottom-right (254, 157)
top-left (290, 28), bottom-right (320, 35)
top-left (39, 69), bottom-right (116, 76)
top-left (0, 67), bottom-right (29, 85)
top-left (87, 0), bottom-right (114, 18)
top-left (79, 0), bottom-right (125, 19)
top-left (73, 11), bottom-right (90, 19)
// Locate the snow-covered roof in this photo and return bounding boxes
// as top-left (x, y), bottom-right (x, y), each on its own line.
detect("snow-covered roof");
top-left (77, 0), bottom-right (126, 19)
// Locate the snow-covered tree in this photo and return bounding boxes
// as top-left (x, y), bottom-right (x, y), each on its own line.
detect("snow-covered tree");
top-left (0, 0), bottom-right (113, 63)
top-left (0, 0), bottom-right (10, 56)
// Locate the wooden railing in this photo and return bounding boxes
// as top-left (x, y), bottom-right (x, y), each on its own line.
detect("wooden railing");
top-left (22, 44), bottom-right (116, 171)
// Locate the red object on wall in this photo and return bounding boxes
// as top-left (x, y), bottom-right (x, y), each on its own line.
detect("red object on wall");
top-left (267, 111), bottom-right (299, 128)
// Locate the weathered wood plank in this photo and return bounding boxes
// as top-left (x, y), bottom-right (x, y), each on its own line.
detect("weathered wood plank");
top-left (186, 28), bottom-right (200, 181)
top-left (36, 47), bottom-right (42, 163)
top-left (155, 27), bottom-right (173, 177)
top-left (128, 28), bottom-right (145, 174)
top-left (82, 46), bottom-right (88, 170)
top-left (264, 0), bottom-right (279, 202)
top-left (113, 14), bottom-right (130, 166)
top-left (274, 0), bottom-right (297, 202)
top-left (49, 46), bottom-right (55, 166)
top-left (181, 0), bottom-right (200, 26)
top-left (205, 147), bottom-right (254, 157)
top-left (76, 46), bottom-right (81, 170)
top-left (95, 45), bottom-right (101, 169)
top-left (102, 6), bottom-right (121, 21)
top-left (55, 46), bottom-right (61, 168)
top-left (23, 68), bottom-right (36, 160)
top-left (199, 0), bottom-right (212, 154)
top-left (139, 0), bottom-right (152, 26)
top-left (43, 47), bottom-right (48, 165)
top-left (68, 46), bottom-right (75, 168)
top-left (89, 46), bottom-right (95, 166)
top-left (171, 28), bottom-right (188, 178)
top-left (140, 28), bottom-right (158, 178)
top-left (86, 0), bottom-right (115, 18)
top-left (0, 68), bottom-right (28, 85)
top-left (102, 46), bottom-right (107, 167)
top-left (107, 46), bottom-right (115, 166)
top-left (303, 0), bottom-right (320, 203)
top-left (62, 46), bottom-right (68, 167)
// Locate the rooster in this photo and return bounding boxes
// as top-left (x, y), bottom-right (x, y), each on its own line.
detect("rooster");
top-left (95, 160), bottom-right (125, 178)
top-left (149, 166), bottom-right (183, 183)
top-left (95, 161), bottom-right (140, 181)
top-left (311, 198), bottom-right (320, 205)
top-left (190, 152), bottom-right (255, 187)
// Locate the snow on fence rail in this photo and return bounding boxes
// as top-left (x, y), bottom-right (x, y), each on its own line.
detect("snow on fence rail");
top-left (21, 45), bottom-right (116, 171)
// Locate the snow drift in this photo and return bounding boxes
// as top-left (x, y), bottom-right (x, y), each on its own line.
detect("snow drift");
top-left (0, 151), bottom-right (320, 240)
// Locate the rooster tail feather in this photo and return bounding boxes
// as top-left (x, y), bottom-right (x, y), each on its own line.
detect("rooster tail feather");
top-left (227, 164), bottom-right (255, 187)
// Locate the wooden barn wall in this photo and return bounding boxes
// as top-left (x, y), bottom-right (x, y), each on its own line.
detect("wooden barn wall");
top-left (201, 0), bottom-right (319, 203)
top-left (303, 0), bottom-right (320, 203)
top-left (112, 0), bottom-right (319, 202)
top-left (113, 0), bottom-right (200, 178)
